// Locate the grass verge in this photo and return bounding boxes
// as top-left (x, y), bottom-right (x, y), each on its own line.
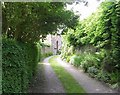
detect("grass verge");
top-left (49, 56), bottom-right (86, 93)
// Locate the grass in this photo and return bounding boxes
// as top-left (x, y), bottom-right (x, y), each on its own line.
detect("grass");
top-left (49, 56), bottom-right (86, 93)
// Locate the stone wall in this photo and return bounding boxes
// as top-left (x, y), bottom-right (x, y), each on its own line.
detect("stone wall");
top-left (75, 45), bottom-right (97, 54)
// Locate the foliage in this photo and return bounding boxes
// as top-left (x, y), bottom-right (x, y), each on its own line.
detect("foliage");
top-left (36, 42), bottom-right (42, 62)
top-left (41, 52), bottom-right (53, 59)
top-left (69, 55), bottom-right (84, 67)
top-left (2, 2), bottom-right (79, 43)
top-left (2, 38), bottom-right (41, 93)
top-left (88, 66), bottom-right (99, 78)
top-left (2, 2), bottom-right (79, 93)
top-left (61, 1), bottom-right (120, 89)
top-left (66, 1), bottom-right (120, 49)
top-left (60, 35), bottom-right (74, 60)
top-left (109, 72), bottom-right (118, 84)
top-left (66, 0), bottom-right (120, 61)
top-left (80, 53), bottom-right (100, 72)
top-left (97, 70), bottom-right (110, 82)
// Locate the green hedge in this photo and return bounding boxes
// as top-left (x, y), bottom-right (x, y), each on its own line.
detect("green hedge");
top-left (2, 38), bottom-right (41, 93)
top-left (41, 52), bottom-right (53, 60)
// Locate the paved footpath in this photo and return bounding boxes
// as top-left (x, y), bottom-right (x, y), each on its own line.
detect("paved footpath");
top-left (28, 56), bottom-right (65, 93)
top-left (56, 56), bottom-right (118, 93)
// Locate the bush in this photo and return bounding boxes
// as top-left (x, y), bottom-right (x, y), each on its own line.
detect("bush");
top-left (66, 55), bottom-right (71, 62)
top-left (88, 66), bottom-right (98, 78)
top-left (96, 71), bottom-right (110, 83)
top-left (102, 55), bottom-right (116, 73)
top-left (60, 38), bottom-right (74, 60)
top-left (2, 38), bottom-right (41, 93)
top-left (42, 52), bottom-right (53, 59)
top-left (69, 55), bottom-right (84, 67)
top-left (80, 54), bottom-right (100, 72)
top-left (96, 70), bottom-right (118, 89)
top-left (109, 72), bottom-right (118, 84)
top-left (81, 60), bottom-right (89, 72)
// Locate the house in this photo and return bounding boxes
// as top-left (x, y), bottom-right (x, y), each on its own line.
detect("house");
top-left (42, 34), bottom-right (62, 55)
top-left (51, 34), bottom-right (62, 55)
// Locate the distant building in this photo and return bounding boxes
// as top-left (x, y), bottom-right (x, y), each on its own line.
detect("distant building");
top-left (43, 34), bottom-right (62, 55)
top-left (51, 34), bottom-right (62, 55)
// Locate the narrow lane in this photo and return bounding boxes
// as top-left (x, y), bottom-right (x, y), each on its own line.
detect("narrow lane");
top-left (43, 57), bottom-right (65, 93)
top-left (28, 56), bottom-right (65, 93)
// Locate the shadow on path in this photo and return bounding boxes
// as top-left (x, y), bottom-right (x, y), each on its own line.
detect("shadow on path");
top-left (28, 56), bottom-right (65, 93)
top-left (28, 63), bottom-right (46, 93)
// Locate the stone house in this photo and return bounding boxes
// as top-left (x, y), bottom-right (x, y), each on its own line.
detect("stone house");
top-left (42, 34), bottom-right (62, 55)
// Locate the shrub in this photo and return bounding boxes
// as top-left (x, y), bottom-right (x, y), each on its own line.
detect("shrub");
top-left (102, 55), bottom-right (116, 73)
top-left (88, 66), bottom-right (98, 78)
top-left (109, 72), bottom-right (118, 84)
top-left (60, 38), bottom-right (74, 60)
top-left (81, 60), bottom-right (89, 72)
top-left (80, 54), bottom-right (98, 72)
top-left (69, 55), bottom-right (84, 67)
top-left (42, 52), bottom-right (53, 59)
top-left (36, 42), bottom-right (42, 62)
top-left (96, 71), bottom-right (110, 83)
top-left (66, 55), bottom-right (72, 62)
top-left (69, 55), bottom-right (76, 64)
top-left (2, 38), bottom-right (41, 93)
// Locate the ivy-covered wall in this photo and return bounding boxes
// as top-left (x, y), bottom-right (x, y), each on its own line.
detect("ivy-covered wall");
top-left (61, 1), bottom-right (120, 90)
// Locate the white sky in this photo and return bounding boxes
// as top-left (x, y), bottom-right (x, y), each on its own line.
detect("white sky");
top-left (66, 0), bottom-right (105, 20)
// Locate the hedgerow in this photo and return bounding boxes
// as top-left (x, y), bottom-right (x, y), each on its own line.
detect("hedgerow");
top-left (2, 38), bottom-right (41, 93)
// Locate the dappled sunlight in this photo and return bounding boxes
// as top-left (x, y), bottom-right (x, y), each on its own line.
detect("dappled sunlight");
top-left (43, 62), bottom-right (50, 66)
top-left (56, 57), bottom-right (70, 68)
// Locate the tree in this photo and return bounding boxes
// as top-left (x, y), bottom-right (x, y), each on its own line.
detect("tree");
top-left (2, 2), bottom-right (79, 43)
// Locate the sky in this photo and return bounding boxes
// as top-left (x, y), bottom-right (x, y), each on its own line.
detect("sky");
top-left (66, 0), bottom-right (105, 20)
